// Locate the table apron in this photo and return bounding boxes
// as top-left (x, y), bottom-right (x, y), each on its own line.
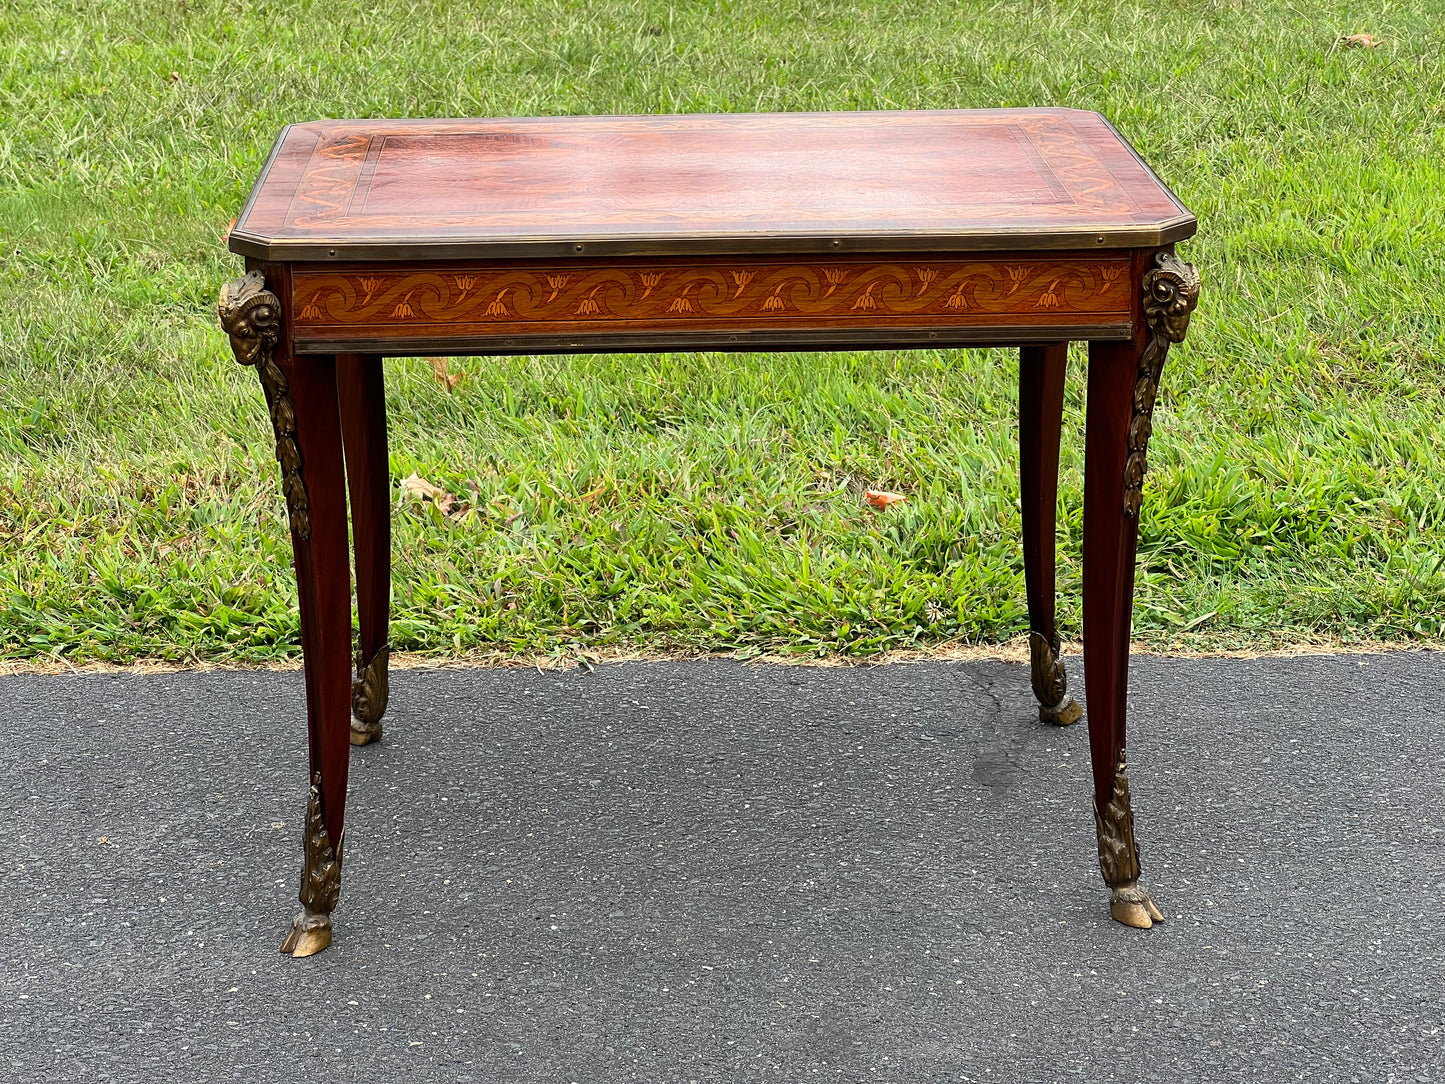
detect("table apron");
top-left (287, 254), bottom-right (1136, 354)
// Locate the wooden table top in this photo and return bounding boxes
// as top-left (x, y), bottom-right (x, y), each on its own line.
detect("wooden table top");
top-left (229, 110), bottom-right (1195, 263)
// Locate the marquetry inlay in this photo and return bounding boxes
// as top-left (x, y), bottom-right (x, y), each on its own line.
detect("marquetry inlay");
top-left (292, 258), bottom-right (1131, 339)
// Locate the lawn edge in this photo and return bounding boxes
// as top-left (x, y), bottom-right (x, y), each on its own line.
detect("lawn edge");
top-left (2, 637), bottom-right (1438, 677)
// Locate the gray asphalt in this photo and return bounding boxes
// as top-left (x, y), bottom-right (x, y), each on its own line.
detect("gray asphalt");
top-left (2, 652), bottom-right (1442, 1082)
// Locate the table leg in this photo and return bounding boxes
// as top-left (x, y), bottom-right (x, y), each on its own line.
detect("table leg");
top-left (219, 272), bottom-right (353, 958)
top-left (337, 354), bottom-right (391, 747)
top-left (1019, 342), bottom-right (1081, 727)
top-left (1082, 251), bottom-right (1200, 929)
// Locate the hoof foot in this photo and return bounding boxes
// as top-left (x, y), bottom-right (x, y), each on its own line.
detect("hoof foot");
top-left (1028, 632), bottom-right (1079, 726)
top-left (349, 717), bottom-right (382, 746)
top-left (1039, 695), bottom-right (1082, 727)
top-left (1109, 882), bottom-right (1165, 929)
top-left (351, 647), bottom-right (388, 746)
top-left (280, 910), bottom-right (332, 957)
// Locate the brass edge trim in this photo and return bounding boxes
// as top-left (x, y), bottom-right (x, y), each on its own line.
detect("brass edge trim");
top-left (254, 107), bottom-right (1171, 134)
top-left (227, 219), bottom-right (1199, 263)
top-left (292, 323), bottom-right (1134, 356)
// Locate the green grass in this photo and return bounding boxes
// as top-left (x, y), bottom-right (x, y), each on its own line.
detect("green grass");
top-left (2, 0), bottom-right (1443, 664)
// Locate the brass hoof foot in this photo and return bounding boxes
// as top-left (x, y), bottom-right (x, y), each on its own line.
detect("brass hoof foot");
top-left (1028, 632), bottom-right (1080, 726)
top-left (280, 910), bottom-right (332, 957)
top-left (1039, 695), bottom-right (1082, 727)
top-left (1109, 882), bottom-right (1165, 929)
top-left (349, 718), bottom-right (382, 746)
top-left (350, 646), bottom-right (388, 746)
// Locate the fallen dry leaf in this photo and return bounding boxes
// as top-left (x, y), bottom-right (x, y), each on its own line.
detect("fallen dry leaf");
top-left (864, 489), bottom-right (907, 509)
top-left (572, 481), bottom-right (608, 505)
top-left (399, 472), bottom-right (445, 502)
top-left (1337, 32), bottom-right (1379, 48)
top-left (430, 357), bottom-right (461, 391)
top-left (399, 472), bottom-right (456, 516)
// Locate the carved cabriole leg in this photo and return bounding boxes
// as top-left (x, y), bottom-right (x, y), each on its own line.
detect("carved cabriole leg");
top-left (1019, 342), bottom-right (1081, 727)
top-left (220, 269), bottom-right (354, 956)
top-left (337, 354), bottom-right (391, 746)
top-left (1083, 250), bottom-right (1199, 929)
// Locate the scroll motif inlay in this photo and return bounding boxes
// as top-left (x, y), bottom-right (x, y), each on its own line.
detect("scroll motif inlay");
top-left (292, 259), bottom-right (1131, 338)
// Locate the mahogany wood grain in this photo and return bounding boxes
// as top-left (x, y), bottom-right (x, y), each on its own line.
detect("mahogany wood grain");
top-left (276, 344), bottom-right (353, 846)
top-left (229, 111), bottom-right (1196, 263)
top-left (1082, 284), bottom-right (1150, 803)
top-left (336, 354), bottom-right (391, 674)
top-left (1019, 342), bottom-right (1069, 650)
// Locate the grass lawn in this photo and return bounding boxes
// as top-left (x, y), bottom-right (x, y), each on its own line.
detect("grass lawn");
top-left (2, 0), bottom-right (1443, 665)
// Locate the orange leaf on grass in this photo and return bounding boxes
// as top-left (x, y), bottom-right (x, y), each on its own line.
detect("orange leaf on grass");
top-left (399, 472), bottom-right (456, 516)
top-left (430, 357), bottom-right (462, 391)
top-left (864, 489), bottom-right (907, 509)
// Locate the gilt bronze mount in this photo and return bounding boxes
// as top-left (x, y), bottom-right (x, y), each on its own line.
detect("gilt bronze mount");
top-left (218, 270), bottom-right (312, 541)
top-left (1093, 752), bottom-right (1166, 928)
top-left (1028, 631), bottom-right (1083, 726)
top-left (350, 646), bottom-right (389, 746)
top-left (279, 773), bottom-right (342, 958)
top-left (1122, 251), bottom-right (1201, 519)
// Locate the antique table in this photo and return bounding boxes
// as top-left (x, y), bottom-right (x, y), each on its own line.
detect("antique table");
top-left (218, 110), bottom-right (1199, 957)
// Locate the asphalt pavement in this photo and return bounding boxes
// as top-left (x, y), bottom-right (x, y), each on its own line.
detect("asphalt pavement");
top-left (2, 652), bottom-right (1442, 1082)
